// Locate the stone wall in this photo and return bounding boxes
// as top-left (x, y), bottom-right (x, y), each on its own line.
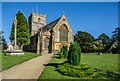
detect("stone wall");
top-left (28, 13), bottom-right (74, 54)
top-left (29, 12), bottom-right (46, 36)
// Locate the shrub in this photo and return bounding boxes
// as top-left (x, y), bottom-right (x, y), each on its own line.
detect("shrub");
top-left (68, 68), bottom-right (76, 77)
top-left (91, 68), bottom-right (120, 79)
top-left (60, 45), bottom-right (68, 59)
top-left (63, 45), bottom-right (68, 58)
top-left (60, 54), bottom-right (64, 59)
top-left (68, 42), bottom-right (81, 65)
top-left (57, 63), bottom-right (94, 77)
top-left (60, 47), bottom-right (63, 53)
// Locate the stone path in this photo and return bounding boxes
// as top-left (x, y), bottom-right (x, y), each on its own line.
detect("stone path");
top-left (0, 53), bottom-right (53, 80)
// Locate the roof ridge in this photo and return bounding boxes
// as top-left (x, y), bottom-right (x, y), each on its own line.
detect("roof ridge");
top-left (42, 17), bottom-right (61, 31)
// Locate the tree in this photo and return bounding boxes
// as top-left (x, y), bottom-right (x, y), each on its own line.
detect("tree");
top-left (9, 11), bottom-right (30, 50)
top-left (111, 27), bottom-right (120, 54)
top-left (74, 31), bottom-right (94, 53)
top-left (90, 44), bottom-right (98, 53)
top-left (0, 31), bottom-right (7, 50)
top-left (98, 33), bottom-right (110, 52)
top-left (95, 39), bottom-right (104, 54)
top-left (98, 33), bottom-right (110, 44)
top-left (67, 42), bottom-right (81, 65)
top-left (0, 31), bottom-right (3, 45)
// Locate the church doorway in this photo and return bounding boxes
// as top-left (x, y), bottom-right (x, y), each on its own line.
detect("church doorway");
top-left (44, 37), bottom-right (50, 53)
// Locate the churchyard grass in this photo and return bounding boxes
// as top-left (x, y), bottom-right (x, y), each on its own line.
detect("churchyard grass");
top-left (0, 51), bottom-right (2, 71)
top-left (39, 54), bottom-right (80, 79)
top-left (1, 51), bottom-right (41, 71)
top-left (39, 53), bottom-right (119, 79)
top-left (81, 53), bottom-right (119, 72)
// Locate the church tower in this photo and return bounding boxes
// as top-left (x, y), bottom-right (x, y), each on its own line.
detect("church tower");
top-left (28, 11), bottom-right (46, 36)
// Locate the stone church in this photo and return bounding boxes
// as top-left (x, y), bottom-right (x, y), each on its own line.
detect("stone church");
top-left (25, 11), bottom-right (74, 54)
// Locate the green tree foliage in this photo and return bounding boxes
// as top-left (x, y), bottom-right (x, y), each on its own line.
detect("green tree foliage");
top-left (112, 27), bottom-right (120, 54)
top-left (74, 31), bottom-right (94, 53)
top-left (67, 42), bottom-right (81, 65)
top-left (9, 11), bottom-right (30, 50)
top-left (112, 27), bottom-right (120, 41)
top-left (90, 44), bottom-right (98, 53)
top-left (98, 33), bottom-right (110, 44)
top-left (98, 33), bottom-right (110, 52)
top-left (90, 39), bottom-right (104, 53)
top-left (0, 31), bottom-right (3, 46)
top-left (0, 31), bottom-right (7, 50)
top-left (9, 23), bottom-right (14, 42)
top-left (95, 40), bottom-right (104, 53)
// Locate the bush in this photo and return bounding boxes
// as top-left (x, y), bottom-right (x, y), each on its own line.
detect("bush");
top-left (68, 42), bottom-right (81, 65)
top-left (63, 45), bottom-right (68, 58)
top-left (60, 47), bottom-right (63, 53)
top-left (60, 45), bottom-right (68, 59)
top-left (91, 68), bottom-right (120, 79)
top-left (57, 63), bottom-right (120, 79)
top-left (57, 63), bottom-right (94, 77)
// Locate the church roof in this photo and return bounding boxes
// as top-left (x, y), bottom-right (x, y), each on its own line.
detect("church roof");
top-left (42, 17), bottom-right (61, 32)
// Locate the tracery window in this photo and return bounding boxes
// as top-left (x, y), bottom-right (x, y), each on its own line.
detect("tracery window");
top-left (59, 24), bottom-right (68, 41)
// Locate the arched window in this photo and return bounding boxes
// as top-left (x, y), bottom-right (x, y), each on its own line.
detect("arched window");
top-left (59, 24), bottom-right (68, 41)
top-left (44, 37), bottom-right (49, 49)
top-left (38, 18), bottom-right (41, 22)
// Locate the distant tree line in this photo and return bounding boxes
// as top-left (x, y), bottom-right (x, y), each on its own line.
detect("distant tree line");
top-left (74, 27), bottom-right (120, 54)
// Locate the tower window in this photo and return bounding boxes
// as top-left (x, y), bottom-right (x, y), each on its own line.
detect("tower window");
top-left (38, 18), bottom-right (41, 22)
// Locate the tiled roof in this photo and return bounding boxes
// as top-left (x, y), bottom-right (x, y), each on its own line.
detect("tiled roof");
top-left (42, 17), bottom-right (61, 32)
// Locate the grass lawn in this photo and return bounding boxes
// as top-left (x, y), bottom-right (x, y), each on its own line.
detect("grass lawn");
top-left (39, 53), bottom-right (119, 79)
top-left (0, 51), bottom-right (41, 71)
top-left (0, 51), bottom-right (2, 71)
top-left (39, 54), bottom-right (80, 79)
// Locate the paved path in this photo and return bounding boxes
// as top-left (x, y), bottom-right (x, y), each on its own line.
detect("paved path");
top-left (0, 53), bottom-right (53, 80)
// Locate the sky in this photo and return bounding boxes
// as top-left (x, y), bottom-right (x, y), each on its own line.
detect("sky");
top-left (1, 0), bottom-right (120, 2)
top-left (2, 2), bottom-right (118, 43)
